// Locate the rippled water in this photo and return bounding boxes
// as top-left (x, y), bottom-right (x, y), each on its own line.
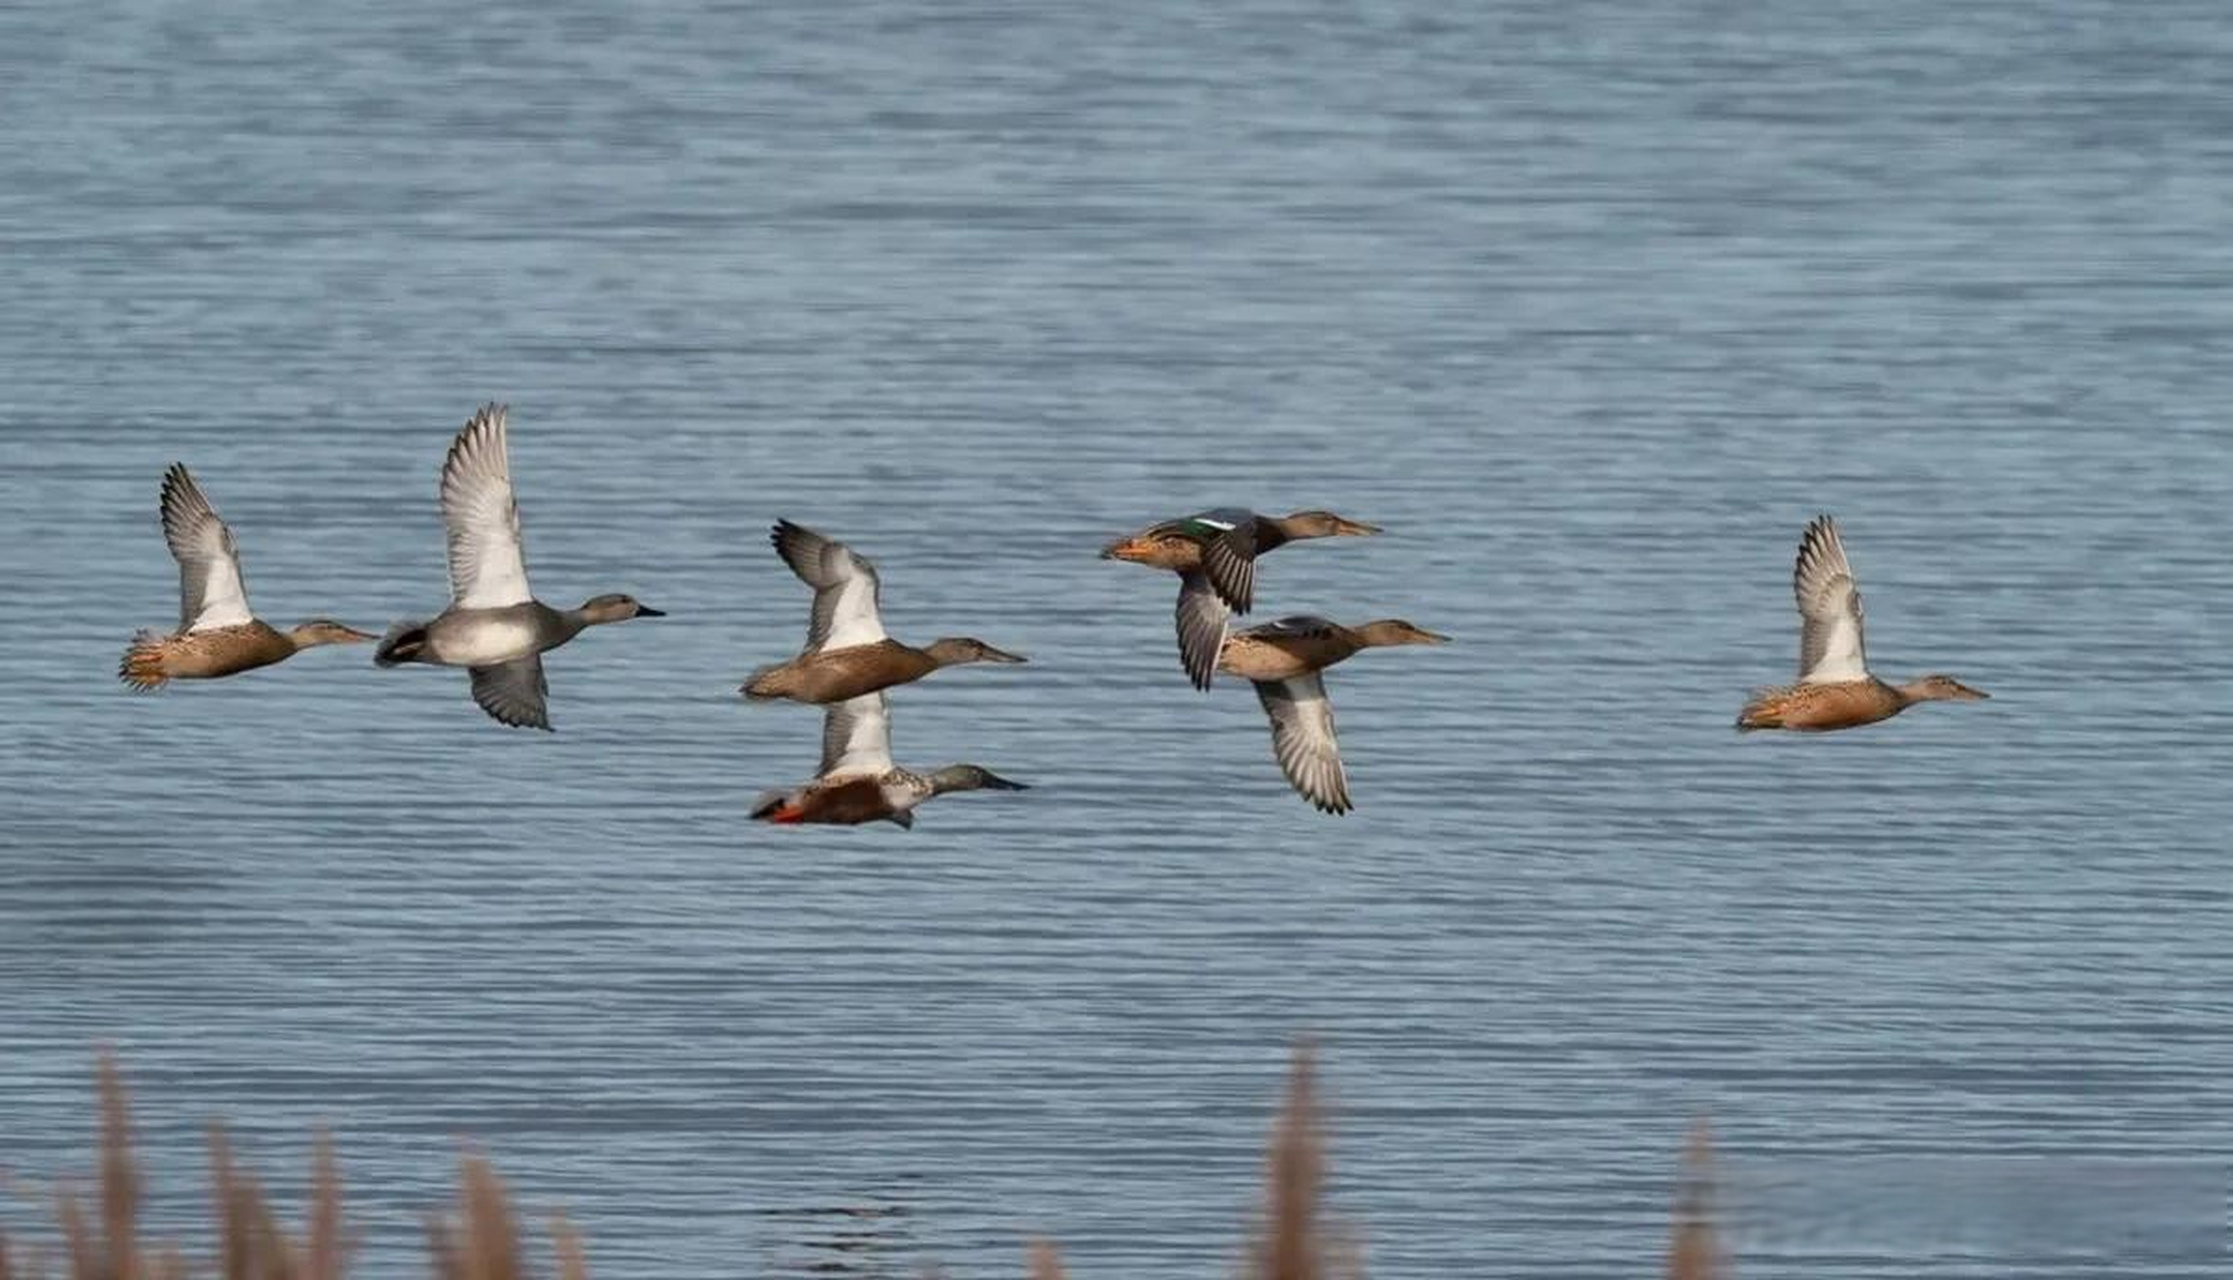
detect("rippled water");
top-left (3, 2), bottom-right (2230, 1275)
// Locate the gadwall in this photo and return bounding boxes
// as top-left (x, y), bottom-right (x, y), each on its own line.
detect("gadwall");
top-left (750, 691), bottom-right (1027, 827)
top-left (741, 519), bottom-right (1025, 704)
top-left (1216, 614), bottom-right (1448, 814)
top-left (1101, 508), bottom-right (1380, 689)
top-left (374, 404), bottom-right (662, 730)
top-left (119, 464), bottom-right (373, 689)
top-left (1736, 516), bottom-right (1988, 732)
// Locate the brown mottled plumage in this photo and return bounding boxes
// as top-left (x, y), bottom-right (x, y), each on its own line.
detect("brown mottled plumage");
top-left (1737, 674), bottom-right (1986, 731)
top-left (1216, 615), bottom-right (1449, 815)
top-left (742, 519), bottom-right (1024, 705)
top-left (743, 636), bottom-right (1020, 704)
top-left (1736, 516), bottom-right (1988, 732)
top-left (120, 620), bottom-right (372, 690)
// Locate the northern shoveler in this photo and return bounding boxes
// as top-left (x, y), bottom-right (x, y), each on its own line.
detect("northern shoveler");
top-left (1736, 515), bottom-right (1987, 732)
top-left (119, 464), bottom-right (373, 689)
top-left (1217, 614), bottom-right (1448, 814)
top-left (741, 519), bottom-right (1024, 704)
top-left (750, 691), bottom-right (1027, 827)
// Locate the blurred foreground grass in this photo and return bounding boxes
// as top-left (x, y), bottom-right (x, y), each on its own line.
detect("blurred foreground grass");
top-left (1, 1049), bottom-right (1723, 1278)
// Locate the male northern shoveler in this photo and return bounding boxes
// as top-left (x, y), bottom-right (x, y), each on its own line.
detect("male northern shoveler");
top-left (750, 690), bottom-right (1027, 828)
top-left (1735, 515), bottom-right (1987, 732)
top-left (118, 464), bottom-right (374, 689)
top-left (1100, 509), bottom-right (1380, 689)
top-left (741, 520), bottom-right (1025, 704)
top-left (373, 404), bottom-right (663, 730)
top-left (1217, 614), bottom-right (1448, 814)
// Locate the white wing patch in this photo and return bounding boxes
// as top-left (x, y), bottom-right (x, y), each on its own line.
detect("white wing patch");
top-left (818, 692), bottom-right (896, 778)
top-left (1794, 515), bottom-right (1869, 684)
top-left (441, 404), bottom-right (534, 608)
top-left (772, 520), bottom-right (888, 653)
top-left (160, 464), bottom-right (255, 632)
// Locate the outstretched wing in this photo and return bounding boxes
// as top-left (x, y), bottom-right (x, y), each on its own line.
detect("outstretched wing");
top-left (818, 692), bottom-right (895, 778)
top-left (1174, 569), bottom-right (1231, 691)
top-left (469, 654), bottom-right (551, 730)
top-left (1794, 515), bottom-right (1867, 683)
top-left (1253, 673), bottom-right (1352, 815)
top-left (160, 464), bottom-right (255, 632)
top-left (772, 519), bottom-right (887, 652)
top-left (442, 404), bottom-right (533, 608)
top-left (1192, 513), bottom-right (1258, 613)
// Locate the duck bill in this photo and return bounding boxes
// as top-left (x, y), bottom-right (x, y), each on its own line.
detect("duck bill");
top-left (1335, 518), bottom-right (1383, 536)
top-left (634, 605), bottom-right (667, 618)
top-left (337, 626), bottom-right (380, 643)
top-left (1418, 629), bottom-right (1453, 644)
top-left (980, 645), bottom-right (1028, 664)
top-left (1955, 685), bottom-right (1989, 701)
top-left (981, 772), bottom-right (1030, 791)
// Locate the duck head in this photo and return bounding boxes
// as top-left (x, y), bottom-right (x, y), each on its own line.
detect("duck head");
top-left (287, 619), bottom-right (378, 649)
top-left (578, 593), bottom-right (665, 624)
top-left (923, 637), bottom-right (1027, 667)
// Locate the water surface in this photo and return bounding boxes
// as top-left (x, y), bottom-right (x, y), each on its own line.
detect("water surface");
top-left (2, 2), bottom-right (2229, 1275)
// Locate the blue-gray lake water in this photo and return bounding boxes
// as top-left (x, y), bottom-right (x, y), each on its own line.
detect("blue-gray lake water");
top-left (3, 2), bottom-right (2229, 1275)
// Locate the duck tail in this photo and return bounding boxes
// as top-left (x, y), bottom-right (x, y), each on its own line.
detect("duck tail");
top-left (739, 662), bottom-right (790, 702)
top-left (374, 620), bottom-right (429, 667)
top-left (118, 630), bottom-right (168, 690)
top-left (750, 789), bottom-right (806, 823)
top-left (1734, 688), bottom-right (1782, 732)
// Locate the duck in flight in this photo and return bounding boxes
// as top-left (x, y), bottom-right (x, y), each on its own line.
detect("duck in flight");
top-left (741, 519), bottom-right (1025, 704)
top-left (1736, 515), bottom-right (1987, 732)
top-left (1216, 614), bottom-right (1448, 814)
top-left (750, 690), bottom-right (1028, 827)
top-left (373, 404), bottom-right (663, 730)
top-left (1100, 509), bottom-right (1380, 690)
top-left (119, 464), bottom-right (374, 689)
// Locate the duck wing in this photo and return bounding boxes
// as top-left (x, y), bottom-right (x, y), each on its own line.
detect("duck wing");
top-left (160, 464), bottom-right (255, 632)
top-left (1184, 512), bottom-right (1259, 613)
top-left (1174, 569), bottom-right (1231, 691)
top-left (772, 519), bottom-right (888, 652)
top-left (1253, 672), bottom-right (1352, 815)
top-left (469, 653), bottom-right (551, 730)
top-left (818, 691), bottom-right (896, 778)
top-left (1794, 515), bottom-right (1868, 684)
top-left (441, 403), bottom-right (534, 608)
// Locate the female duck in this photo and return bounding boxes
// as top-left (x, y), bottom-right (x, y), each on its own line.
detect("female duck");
top-left (374, 404), bottom-right (662, 730)
top-left (750, 691), bottom-right (1027, 827)
top-left (742, 520), bottom-right (1025, 704)
top-left (1218, 615), bottom-right (1448, 814)
top-left (119, 464), bottom-right (373, 689)
top-left (1100, 508), bottom-right (1380, 689)
top-left (1736, 516), bottom-right (1988, 732)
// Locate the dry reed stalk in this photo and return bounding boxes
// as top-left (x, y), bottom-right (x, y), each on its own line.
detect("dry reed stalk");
top-left (1024, 1239), bottom-right (1066, 1280)
top-left (52, 1184), bottom-right (91, 1280)
top-left (548, 1215), bottom-right (587, 1280)
top-left (1243, 1042), bottom-right (1360, 1280)
top-left (425, 1155), bottom-right (529, 1280)
top-left (97, 1054), bottom-right (141, 1280)
top-left (1665, 1122), bottom-right (1727, 1280)
top-left (304, 1134), bottom-right (346, 1280)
